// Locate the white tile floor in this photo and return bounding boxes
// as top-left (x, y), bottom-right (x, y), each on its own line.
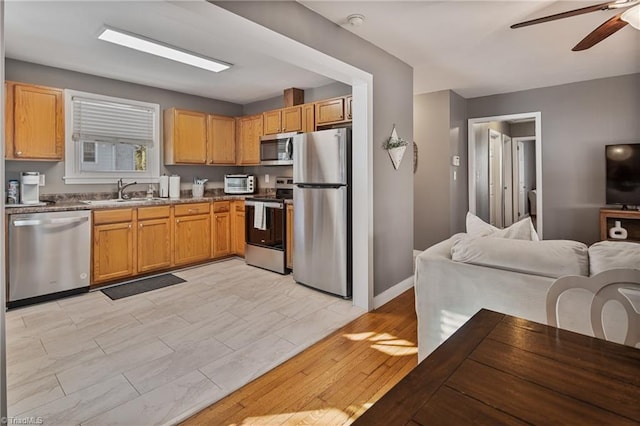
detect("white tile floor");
top-left (6, 259), bottom-right (365, 426)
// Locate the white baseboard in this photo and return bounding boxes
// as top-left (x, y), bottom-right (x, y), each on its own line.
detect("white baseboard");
top-left (373, 276), bottom-right (414, 309)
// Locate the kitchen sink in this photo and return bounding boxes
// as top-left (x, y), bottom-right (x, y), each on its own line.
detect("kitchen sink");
top-left (82, 198), bottom-right (163, 205)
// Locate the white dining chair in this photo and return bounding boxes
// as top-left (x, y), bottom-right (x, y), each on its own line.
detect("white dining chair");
top-left (546, 268), bottom-right (640, 347)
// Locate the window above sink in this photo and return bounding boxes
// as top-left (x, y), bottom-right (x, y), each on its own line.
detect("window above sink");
top-left (63, 89), bottom-right (161, 185)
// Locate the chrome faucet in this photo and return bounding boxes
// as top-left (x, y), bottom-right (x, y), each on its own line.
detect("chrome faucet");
top-left (117, 179), bottom-right (137, 200)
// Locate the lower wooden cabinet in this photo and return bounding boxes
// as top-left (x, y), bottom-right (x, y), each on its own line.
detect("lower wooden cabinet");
top-left (231, 201), bottom-right (246, 257)
top-left (93, 211), bottom-right (136, 285)
top-left (286, 204), bottom-right (294, 269)
top-left (213, 201), bottom-right (231, 258)
top-left (174, 213), bottom-right (212, 266)
top-left (137, 206), bottom-right (172, 273)
top-left (91, 200), bottom-right (248, 287)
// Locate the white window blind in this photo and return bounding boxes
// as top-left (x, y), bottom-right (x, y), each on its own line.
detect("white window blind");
top-left (71, 96), bottom-right (155, 145)
top-left (64, 89), bottom-right (160, 184)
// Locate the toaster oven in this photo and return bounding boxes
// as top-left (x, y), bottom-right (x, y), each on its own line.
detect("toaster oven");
top-left (224, 174), bottom-right (255, 194)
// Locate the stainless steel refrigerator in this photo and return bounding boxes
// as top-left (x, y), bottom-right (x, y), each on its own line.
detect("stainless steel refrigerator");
top-left (293, 128), bottom-right (351, 298)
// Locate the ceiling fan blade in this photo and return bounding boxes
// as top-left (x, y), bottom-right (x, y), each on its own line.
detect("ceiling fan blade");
top-left (572, 14), bottom-right (628, 50)
top-left (511, 2), bottom-right (613, 28)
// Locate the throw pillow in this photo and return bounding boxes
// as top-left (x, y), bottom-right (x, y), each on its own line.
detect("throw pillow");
top-left (589, 241), bottom-right (640, 276)
top-left (466, 211), bottom-right (539, 241)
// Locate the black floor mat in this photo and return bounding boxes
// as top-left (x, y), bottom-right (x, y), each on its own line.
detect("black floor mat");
top-left (101, 274), bottom-right (186, 300)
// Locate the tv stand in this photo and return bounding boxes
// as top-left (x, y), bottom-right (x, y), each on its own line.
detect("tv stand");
top-left (599, 208), bottom-right (640, 242)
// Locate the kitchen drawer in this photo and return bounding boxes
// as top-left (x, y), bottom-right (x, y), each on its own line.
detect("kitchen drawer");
top-left (137, 205), bottom-right (170, 220)
top-left (234, 201), bottom-right (245, 212)
top-left (213, 201), bottom-right (230, 213)
top-left (93, 208), bottom-right (133, 225)
top-left (174, 202), bottom-right (211, 216)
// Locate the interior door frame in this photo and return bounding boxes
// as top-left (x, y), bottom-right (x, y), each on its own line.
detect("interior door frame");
top-left (468, 112), bottom-right (543, 238)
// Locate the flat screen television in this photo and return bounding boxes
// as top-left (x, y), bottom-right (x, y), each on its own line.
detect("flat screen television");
top-left (606, 143), bottom-right (640, 208)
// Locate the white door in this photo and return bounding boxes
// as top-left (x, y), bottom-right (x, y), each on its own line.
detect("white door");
top-left (502, 135), bottom-right (513, 226)
top-left (518, 141), bottom-right (526, 220)
top-left (488, 129), bottom-right (502, 227)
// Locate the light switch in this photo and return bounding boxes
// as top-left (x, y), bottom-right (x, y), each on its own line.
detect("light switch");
top-left (39, 174), bottom-right (45, 186)
top-left (265, 174), bottom-right (270, 183)
top-left (452, 155), bottom-right (460, 167)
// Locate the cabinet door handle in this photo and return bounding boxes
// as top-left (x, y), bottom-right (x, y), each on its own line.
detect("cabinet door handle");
top-left (176, 219), bottom-right (180, 224)
top-left (128, 224), bottom-right (132, 229)
top-left (15, 151), bottom-right (22, 156)
top-left (139, 223), bottom-right (143, 228)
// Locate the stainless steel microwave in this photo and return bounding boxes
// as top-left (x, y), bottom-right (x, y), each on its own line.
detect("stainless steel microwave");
top-left (260, 132), bottom-right (298, 165)
top-left (224, 174), bottom-right (255, 194)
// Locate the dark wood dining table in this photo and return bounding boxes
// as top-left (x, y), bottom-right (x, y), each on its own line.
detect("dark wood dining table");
top-left (354, 308), bottom-right (640, 425)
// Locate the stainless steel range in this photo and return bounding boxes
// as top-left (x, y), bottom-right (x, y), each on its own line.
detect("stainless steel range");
top-left (244, 177), bottom-right (293, 274)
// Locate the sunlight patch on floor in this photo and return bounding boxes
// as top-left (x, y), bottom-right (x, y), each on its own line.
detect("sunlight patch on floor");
top-left (238, 408), bottom-right (349, 425)
top-left (343, 332), bottom-right (417, 356)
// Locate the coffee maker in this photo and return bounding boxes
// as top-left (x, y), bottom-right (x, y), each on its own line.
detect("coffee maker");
top-left (20, 172), bottom-right (40, 204)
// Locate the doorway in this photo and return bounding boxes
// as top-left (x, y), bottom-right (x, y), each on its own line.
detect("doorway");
top-left (468, 112), bottom-right (542, 237)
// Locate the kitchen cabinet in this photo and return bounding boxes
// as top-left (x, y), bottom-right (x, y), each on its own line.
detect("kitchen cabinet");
top-left (263, 106), bottom-right (302, 135)
top-left (231, 200), bottom-right (246, 256)
top-left (286, 204), bottom-right (294, 269)
top-left (315, 97), bottom-right (345, 126)
top-left (281, 106), bottom-right (302, 133)
top-left (164, 108), bottom-right (207, 165)
top-left (236, 114), bottom-right (262, 165)
top-left (174, 203), bottom-right (212, 266)
top-left (92, 209), bottom-right (136, 285)
top-left (137, 206), bottom-right (172, 273)
top-left (207, 114), bottom-right (236, 164)
top-left (302, 103), bottom-right (315, 132)
top-left (212, 201), bottom-right (231, 258)
top-left (5, 81), bottom-right (64, 161)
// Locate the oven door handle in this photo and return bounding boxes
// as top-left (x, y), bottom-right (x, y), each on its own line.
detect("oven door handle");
top-left (245, 200), bottom-right (283, 209)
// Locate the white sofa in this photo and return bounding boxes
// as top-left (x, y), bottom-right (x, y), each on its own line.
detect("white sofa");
top-left (414, 234), bottom-right (639, 362)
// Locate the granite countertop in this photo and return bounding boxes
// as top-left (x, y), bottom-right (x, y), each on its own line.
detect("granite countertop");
top-left (5, 192), bottom-right (271, 215)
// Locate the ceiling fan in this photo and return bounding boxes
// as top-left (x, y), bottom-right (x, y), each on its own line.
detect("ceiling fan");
top-left (511, 0), bottom-right (640, 51)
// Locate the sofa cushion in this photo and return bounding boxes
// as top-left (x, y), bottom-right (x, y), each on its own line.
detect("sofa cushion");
top-left (451, 236), bottom-right (589, 278)
top-left (466, 212), bottom-right (539, 241)
top-left (589, 241), bottom-right (640, 276)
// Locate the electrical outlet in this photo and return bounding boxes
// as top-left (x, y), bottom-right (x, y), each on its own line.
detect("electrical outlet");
top-left (39, 174), bottom-right (45, 186)
top-left (265, 174), bottom-right (270, 183)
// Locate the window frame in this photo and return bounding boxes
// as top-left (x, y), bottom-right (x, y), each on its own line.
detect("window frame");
top-left (63, 89), bottom-right (161, 184)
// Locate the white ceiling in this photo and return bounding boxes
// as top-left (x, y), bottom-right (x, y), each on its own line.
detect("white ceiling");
top-left (4, 1), bottom-right (335, 105)
top-left (300, 0), bottom-right (640, 98)
top-left (4, 1), bottom-right (640, 103)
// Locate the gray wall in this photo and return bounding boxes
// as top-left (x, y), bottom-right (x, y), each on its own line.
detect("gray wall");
top-left (215, 1), bottom-right (414, 296)
top-left (413, 90), bottom-right (467, 250)
top-left (5, 59), bottom-right (298, 194)
top-left (449, 91), bottom-right (468, 234)
top-left (243, 81), bottom-right (351, 116)
top-left (468, 73), bottom-right (640, 244)
top-left (414, 91), bottom-right (450, 250)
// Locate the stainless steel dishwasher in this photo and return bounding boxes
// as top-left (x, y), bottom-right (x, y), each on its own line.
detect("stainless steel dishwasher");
top-left (8, 210), bottom-right (91, 307)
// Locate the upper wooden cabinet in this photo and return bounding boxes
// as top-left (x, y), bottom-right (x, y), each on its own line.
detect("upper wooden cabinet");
top-left (315, 97), bottom-right (345, 126)
top-left (165, 109), bottom-right (236, 165)
top-left (164, 108), bottom-right (207, 165)
top-left (281, 106), bottom-right (302, 133)
top-left (263, 106), bottom-right (302, 135)
top-left (207, 114), bottom-right (236, 165)
top-left (345, 95), bottom-right (353, 120)
top-left (302, 103), bottom-right (315, 133)
top-left (5, 81), bottom-right (64, 161)
top-left (236, 114), bottom-right (262, 165)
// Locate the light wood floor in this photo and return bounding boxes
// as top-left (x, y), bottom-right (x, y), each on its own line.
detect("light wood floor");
top-left (183, 289), bottom-right (417, 425)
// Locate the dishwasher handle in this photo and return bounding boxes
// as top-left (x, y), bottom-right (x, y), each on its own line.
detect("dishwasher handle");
top-left (12, 216), bottom-right (89, 227)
